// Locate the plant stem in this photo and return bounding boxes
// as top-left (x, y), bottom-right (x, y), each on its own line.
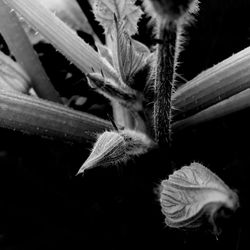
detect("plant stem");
top-left (0, 0), bottom-right (61, 103)
top-left (4, 0), bottom-right (118, 80)
top-left (173, 45), bottom-right (250, 120)
top-left (154, 20), bottom-right (178, 146)
top-left (173, 88), bottom-right (250, 130)
top-left (2, 86), bottom-right (250, 144)
top-left (0, 89), bottom-right (112, 144)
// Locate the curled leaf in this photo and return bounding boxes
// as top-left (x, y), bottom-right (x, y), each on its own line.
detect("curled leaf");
top-left (0, 51), bottom-right (31, 93)
top-left (93, 0), bottom-right (143, 35)
top-left (160, 162), bottom-right (239, 229)
top-left (77, 129), bottom-right (153, 175)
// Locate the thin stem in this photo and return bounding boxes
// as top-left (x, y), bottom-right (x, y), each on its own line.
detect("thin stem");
top-left (154, 20), bottom-right (177, 146)
top-left (0, 0), bottom-right (61, 103)
top-left (0, 89), bottom-right (112, 144)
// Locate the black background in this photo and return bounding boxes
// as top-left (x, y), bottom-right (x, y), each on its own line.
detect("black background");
top-left (0, 0), bottom-right (250, 249)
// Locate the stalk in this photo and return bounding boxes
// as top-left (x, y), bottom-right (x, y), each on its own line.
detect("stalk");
top-left (173, 45), bottom-right (250, 119)
top-left (3, 0), bottom-right (118, 80)
top-left (173, 88), bottom-right (250, 130)
top-left (153, 20), bottom-right (180, 146)
top-left (0, 0), bottom-right (61, 103)
top-left (0, 89), bottom-right (112, 144)
top-left (1, 86), bottom-right (250, 144)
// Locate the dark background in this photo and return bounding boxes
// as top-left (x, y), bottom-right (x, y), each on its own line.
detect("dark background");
top-left (1, 0), bottom-right (250, 249)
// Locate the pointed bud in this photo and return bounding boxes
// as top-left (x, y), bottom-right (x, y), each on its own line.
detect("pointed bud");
top-left (160, 162), bottom-right (239, 231)
top-left (77, 129), bottom-right (154, 175)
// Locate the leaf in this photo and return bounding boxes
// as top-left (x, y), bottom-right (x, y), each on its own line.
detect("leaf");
top-left (96, 42), bottom-right (114, 67)
top-left (0, 51), bottom-right (31, 93)
top-left (77, 129), bottom-right (153, 175)
top-left (160, 162), bottom-right (239, 229)
top-left (93, 0), bottom-right (143, 35)
top-left (113, 21), bottom-right (150, 84)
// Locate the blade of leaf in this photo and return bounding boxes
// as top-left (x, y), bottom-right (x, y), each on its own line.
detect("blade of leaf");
top-left (114, 21), bottom-right (148, 84)
top-left (93, 0), bottom-right (142, 35)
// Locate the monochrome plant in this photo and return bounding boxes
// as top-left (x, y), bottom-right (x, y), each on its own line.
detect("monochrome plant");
top-left (0, 0), bottom-right (243, 236)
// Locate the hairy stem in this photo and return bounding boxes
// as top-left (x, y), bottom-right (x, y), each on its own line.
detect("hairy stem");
top-left (0, 0), bottom-right (61, 103)
top-left (154, 20), bottom-right (178, 146)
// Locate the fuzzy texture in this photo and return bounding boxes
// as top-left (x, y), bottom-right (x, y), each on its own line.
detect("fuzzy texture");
top-left (77, 129), bottom-right (154, 175)
top-left (77, 131), bottom-right (126, 174)
top-left (153, 20), bottom-right (177, 146)
top-left (149, 0), bottom-right (199, 146)
top-left (143, 0), bottom-right (199, 23)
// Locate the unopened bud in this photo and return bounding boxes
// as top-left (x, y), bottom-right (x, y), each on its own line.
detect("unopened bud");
top-left (77, 129), bottom-right (154, 175)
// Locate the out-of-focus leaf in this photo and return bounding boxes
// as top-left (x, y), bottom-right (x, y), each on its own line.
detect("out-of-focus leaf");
top-left (93, 0), bottom-right (143, 35)
top-left (160, 162), bottom-right (239, 229)
top-left (77, 129), bottom-right (153, 175)
top-left (0, 51), bottom-right (31, 93)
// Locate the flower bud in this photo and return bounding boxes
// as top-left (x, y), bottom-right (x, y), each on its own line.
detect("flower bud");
top-left (160, 162), bottom-right (239, 231)
top-left (77, 129), bottom-right (154, 175)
